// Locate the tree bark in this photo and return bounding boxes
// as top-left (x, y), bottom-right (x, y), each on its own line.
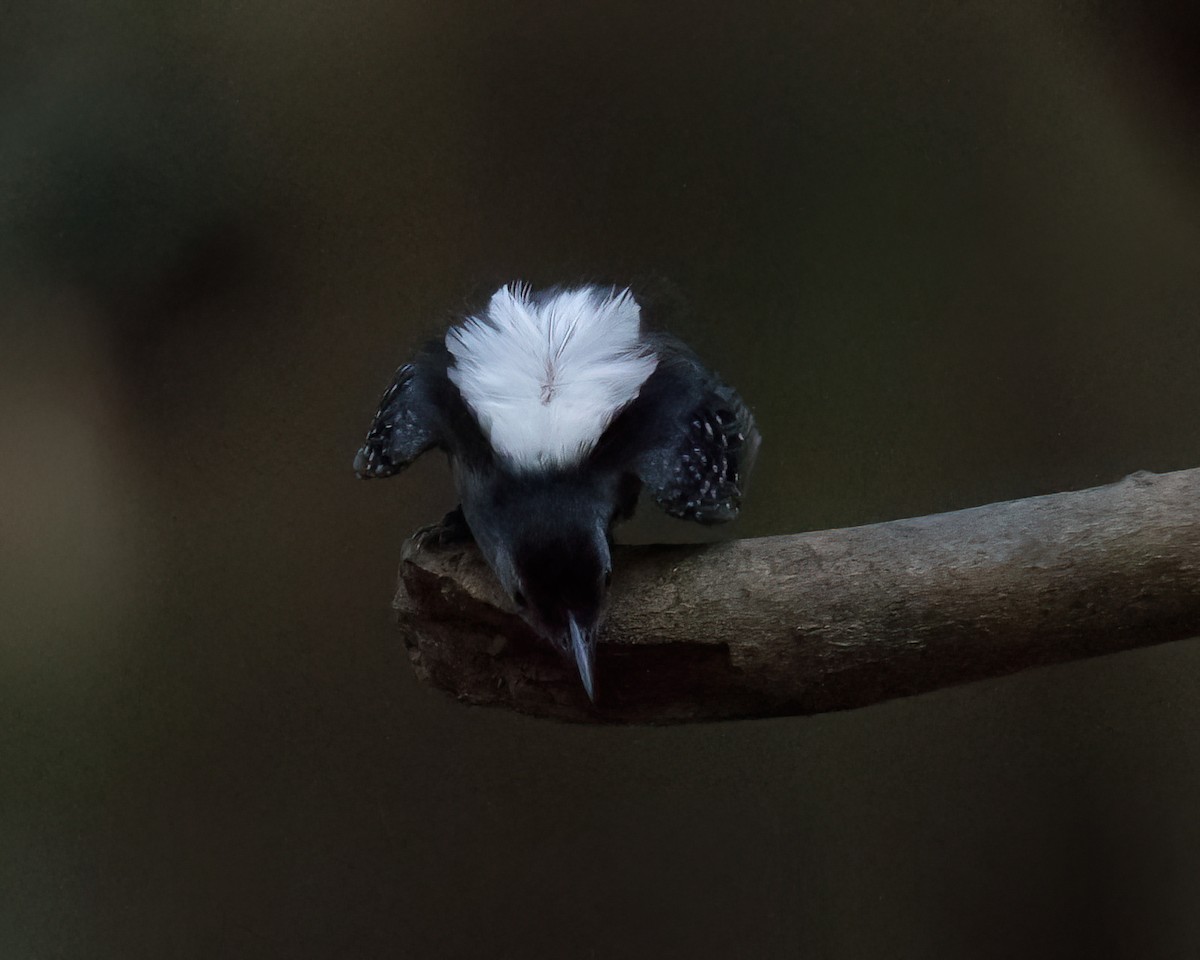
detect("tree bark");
top-left (393, 468), bottom-right (1200, 723)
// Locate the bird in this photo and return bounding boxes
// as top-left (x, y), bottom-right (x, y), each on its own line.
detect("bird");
top-left (354, 283), bottom-right (760, 702)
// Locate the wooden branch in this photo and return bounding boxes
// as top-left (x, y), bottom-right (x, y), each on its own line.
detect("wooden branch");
top-left (393, 468), bottom-right (1200, 723)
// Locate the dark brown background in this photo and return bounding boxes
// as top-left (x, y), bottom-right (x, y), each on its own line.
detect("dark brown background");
top-left (3, 1), bottom-right (1200, 957)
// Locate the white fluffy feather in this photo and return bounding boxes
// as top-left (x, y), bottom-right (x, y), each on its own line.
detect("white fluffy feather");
top-left (446, 284), bottom-right (659, 469)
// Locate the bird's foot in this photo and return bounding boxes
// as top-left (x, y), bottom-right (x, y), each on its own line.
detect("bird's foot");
top-left (411, 506), bottom-right (474, 551)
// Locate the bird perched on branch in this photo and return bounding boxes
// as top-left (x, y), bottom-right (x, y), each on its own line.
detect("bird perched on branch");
top-left (354, 283), bottom-right (759, 702)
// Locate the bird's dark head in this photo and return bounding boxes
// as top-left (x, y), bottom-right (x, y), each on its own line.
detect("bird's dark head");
top-left (510, 530), bottom-right (610, 700)
top-left (465, 479), bottom-right (614, 701)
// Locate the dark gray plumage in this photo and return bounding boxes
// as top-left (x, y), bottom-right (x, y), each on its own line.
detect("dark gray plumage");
top-left (355, 286), bottom-right (759, 700)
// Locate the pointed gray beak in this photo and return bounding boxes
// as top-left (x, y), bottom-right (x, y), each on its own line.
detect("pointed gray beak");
top-left (568, 614), bottom-right (596, 703)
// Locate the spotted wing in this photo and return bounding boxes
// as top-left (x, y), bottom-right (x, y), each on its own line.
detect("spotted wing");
top-left (597, 335), bottom-right (760, 524)
top-left (640, 382), bottom-right (759, 523)
top-left (353, 362), bottom-right (440, 478)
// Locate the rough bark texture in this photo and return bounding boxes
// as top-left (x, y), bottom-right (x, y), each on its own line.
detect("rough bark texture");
top-left (393, 468), bottom-right (1200, 723)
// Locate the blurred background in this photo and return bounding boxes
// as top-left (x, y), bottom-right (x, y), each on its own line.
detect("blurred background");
top-left (3, 0), bottom-right (1200, 956)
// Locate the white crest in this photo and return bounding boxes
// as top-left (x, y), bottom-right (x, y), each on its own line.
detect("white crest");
top-left (446, 284), bottom-right (658, 469)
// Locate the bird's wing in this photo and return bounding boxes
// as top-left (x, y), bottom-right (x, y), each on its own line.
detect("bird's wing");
top-left (354, 358), bottom-right (443, 478)
top-left (640, 382), bottom-right (759, 523)
top-left (594, 334), bottom-right (760, 524)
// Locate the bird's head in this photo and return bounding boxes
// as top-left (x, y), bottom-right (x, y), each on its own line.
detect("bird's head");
top-left (512, 530), bottom-right (611, 700)
top-left (468, 485), bottom-right (614, 701)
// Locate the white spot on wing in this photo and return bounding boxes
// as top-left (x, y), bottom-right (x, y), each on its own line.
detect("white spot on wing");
top-left (446, 284), bottom-right (658, 469)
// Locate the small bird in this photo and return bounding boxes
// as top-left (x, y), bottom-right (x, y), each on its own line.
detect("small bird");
top-left (354, 283), bottom-right (759, 701)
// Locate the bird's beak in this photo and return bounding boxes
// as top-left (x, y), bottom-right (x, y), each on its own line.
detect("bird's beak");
top-left (568, 613), bottom-right (596, 703)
